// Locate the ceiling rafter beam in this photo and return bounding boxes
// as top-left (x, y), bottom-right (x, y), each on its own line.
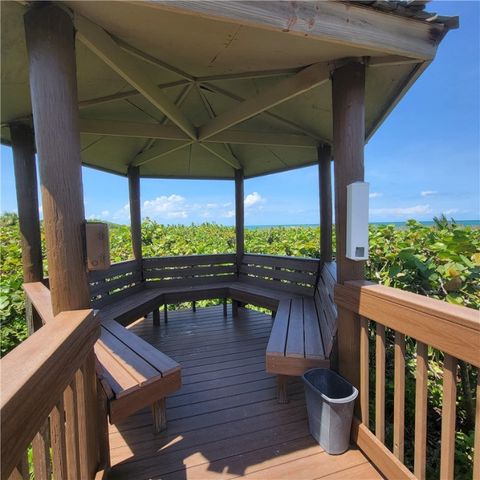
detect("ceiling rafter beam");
top-left (196, 67), bottom-right (301, 83)
top-left (130, 141), bottom-right (193, 167)
top-left (207, 130), bottom-right (317, 148)
top-left (78, 79), bottom-right (190, 109)
top-left (198, 62), bottom-right (330, 141)
top-left (75, 15), bottom-right (197, 139)
top-left (79, 119), bottom-right (190, 140)
top-left (199, 83), bottom-right (329, 144)
top-left (78, 118), bottom-right (316, 148)
top-left (196, 83), bottom-right (239, 164)
top-left (199, 143), bottom-right (241, 170)
top-left (116, 37), bottom-right (195, 82)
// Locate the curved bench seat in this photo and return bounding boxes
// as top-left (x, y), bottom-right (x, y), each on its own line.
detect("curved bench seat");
top-left (91, 255), bottom-right (337, 406)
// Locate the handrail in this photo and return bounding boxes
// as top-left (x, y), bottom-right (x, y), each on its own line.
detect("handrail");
top-left (23, 281), bottom-right (54, 325)
top-left (1, 308), bottom-right (99, 479)
top-left (335, 281), bottom-right (480, 480)
top-left (335, 280), bottom-right (480, 367)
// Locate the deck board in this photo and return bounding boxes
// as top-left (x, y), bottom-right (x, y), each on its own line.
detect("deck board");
top-left (108, 305), bottom-right (380, 480)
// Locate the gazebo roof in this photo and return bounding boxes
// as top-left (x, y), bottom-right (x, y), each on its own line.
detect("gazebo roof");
top-left (0, 1), bottom-right (457, 179)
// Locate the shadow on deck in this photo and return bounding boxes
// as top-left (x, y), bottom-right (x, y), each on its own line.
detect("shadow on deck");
top-left (108, 305), bottom-right (380, 480)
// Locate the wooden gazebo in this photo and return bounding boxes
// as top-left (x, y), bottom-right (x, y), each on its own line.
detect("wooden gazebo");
top-left (2, 2), bottom-right (479, 480)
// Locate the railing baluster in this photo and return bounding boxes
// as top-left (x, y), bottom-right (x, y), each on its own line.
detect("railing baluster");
top-left (64, 380), bottom-right (81, 480)
top-left (375, 323), bottom-right (385, 443)
top-left (440, 354), bottom-right (457, 480)
top-left (32, 420), bottom-right (51, 480)
top-left (360, 316), bottom-right (369, 426)
top-left (393, 331), bottom-right (405, 461)
top-left (50, 397), bottom-right (68, 479)
top-left (473, 370), bottom-right (480, 480)
top-left (8, 451), bottom-right (29, 480)
top-left (414, 341), bottom-right (428, 480)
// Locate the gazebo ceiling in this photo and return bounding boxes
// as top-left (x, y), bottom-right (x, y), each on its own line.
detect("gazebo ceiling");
top-left (0, 1), bottom-right (457, 179)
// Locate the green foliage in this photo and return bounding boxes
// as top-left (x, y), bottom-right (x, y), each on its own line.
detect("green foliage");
top-left (1, 214), bottom-right (478, 478)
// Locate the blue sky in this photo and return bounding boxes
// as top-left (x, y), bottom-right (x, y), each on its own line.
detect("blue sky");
top-left (1, 1), bottom-right (478, 226)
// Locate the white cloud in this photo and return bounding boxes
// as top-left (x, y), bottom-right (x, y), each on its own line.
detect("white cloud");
top-left (369, 192), bottom-right (383, 199)
top-left (143, 194), bottom-right (188, 219)
top-left (244, 192), bottom-right (264, 208)
top-left (223, 210), bottom-right (235, 218)
top-left (421, 190), bottom-right (438, 197)
top-left (101, 210), bottom-right (110, 218)
top-left (370, 204), bottom-right (433, 216)
top-left (444, 208), bottom-right (459, 215)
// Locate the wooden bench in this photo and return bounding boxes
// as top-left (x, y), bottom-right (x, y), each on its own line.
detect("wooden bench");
top-left (89, 254), bottom-right (338, 404)
top-left (95, 318), bottom-right (181, 432)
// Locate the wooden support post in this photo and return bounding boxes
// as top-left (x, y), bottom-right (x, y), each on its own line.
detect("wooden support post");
top-left (223, 298), bottom-right (228, 317)
top-left (235, 169), bottom-right (244, 271)
top-left (318, 145), bottom-right (332, 263)
top-left (332, 61), bottom-right (366, 391)
top-left (127, 166), bottom-right (142, 266)
top-left (24, 4), bottom-right (90, 315)
top-left (11, 124), bottom-right (44, 334)
top-left (232, 300), bottom-right (239, 318)
top-left (24, 5), bottom-right (98, 478)
top-left (164, 304), bottom-right (168, 323)
top-left (192, 301), bottom-right (196, 312)
top-left (277, 375), bottom-right (289, 404)
top-left (96, 380), bottom-right (110, 473)
top-left (10, 124), bottom-right (43, 284)
top-left (151, 398), bottom-right (167, 433)
top-left (152, 308), bottom-right (160, 326)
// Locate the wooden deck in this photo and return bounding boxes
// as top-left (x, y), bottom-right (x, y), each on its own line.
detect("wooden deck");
top-left (107, 305), bottom-right (380, 480)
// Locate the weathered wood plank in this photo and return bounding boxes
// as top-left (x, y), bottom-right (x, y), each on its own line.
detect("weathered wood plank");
top-left (285, 298), bottom-right (304, 359)
top-left (414, 341), bottom-right (428, 480)
top-left (375, 324), bottom-right (386, 443)
top-left (242, 254), bottom-right (319, 272)
top-left (440, 354), bottom-right (457, 480)
top-left (50, 398), bottom-right (68, 480)
top-left (393, 331), bottom-right (406, 461)
top-left (360, 316), bottom-right (369, 427)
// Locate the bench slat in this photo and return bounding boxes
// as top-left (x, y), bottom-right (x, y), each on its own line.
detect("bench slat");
top-left (101, 319), bottom-right (179, 376)
top-left (96, 329), bottom-right (160, 394)
top-left (285, 297), bottom-right (305, 359)
top-left (304, 299), bottom-right (325, 360)
top-left (266, 299), bottom-right (291, 357)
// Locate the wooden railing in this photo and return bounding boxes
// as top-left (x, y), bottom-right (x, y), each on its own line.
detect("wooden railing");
top-left (143, 254), bottom-right (237, 288)
top-left (335, 280), bottom-right (480, 480)
top-left (89, 259), bottom-right (142, 308)
top-left (1, 306), bottom-right (100, 480)
top-left (239, 253), bottom-right (319, 296)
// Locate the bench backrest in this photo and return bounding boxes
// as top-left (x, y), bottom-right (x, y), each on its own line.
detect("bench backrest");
top-left (313, 261), bottom-right (337, 355)
top-left (143, 254), bottom-right (237, 289)
top-left (89, 260), bottom-right (142, 309)
top-left (239, 254), bottom-right (319, 296)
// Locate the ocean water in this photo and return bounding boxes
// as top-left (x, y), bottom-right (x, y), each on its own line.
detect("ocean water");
top-left (246, 220), bottom-right (480, 230)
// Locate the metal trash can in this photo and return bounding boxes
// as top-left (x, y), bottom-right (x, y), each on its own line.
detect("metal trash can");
top-left (302, 368), bottom-right (358, 455)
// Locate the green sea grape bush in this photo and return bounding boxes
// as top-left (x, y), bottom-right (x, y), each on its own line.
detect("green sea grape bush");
top-left (0, 214), bottom-right (478, 478)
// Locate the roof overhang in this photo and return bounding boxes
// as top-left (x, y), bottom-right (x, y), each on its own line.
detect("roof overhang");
top-left (0, 1), bottom-right (457, 179)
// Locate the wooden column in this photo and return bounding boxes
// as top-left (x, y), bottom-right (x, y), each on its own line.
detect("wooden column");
top-left (10, 123), bottom-right (44, 333)
top-left (235, 169), bottom-right (244, 267)
top-left (24, 6), bottom-right (98, 479)
top-left (24, 4), bottom-right (90, 315)
top-left (332, 61), bottom-right (366, 389)
top-left (318, 145), bottom-right (332, 263)
top-left (10, 124), bottom-right (43, 283)
top-left (127, 166), bottom-right (142, 263)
